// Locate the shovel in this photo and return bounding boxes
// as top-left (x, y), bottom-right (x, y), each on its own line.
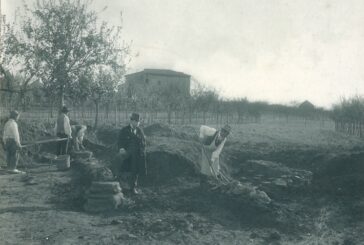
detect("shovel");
top-left (202, 146), bottom-right (231, 185)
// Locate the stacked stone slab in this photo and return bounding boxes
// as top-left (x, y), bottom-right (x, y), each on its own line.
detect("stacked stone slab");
top-left (84, 181), bottom-right (124, 213)
top-left (72, 150), bottom-right (93, 160)
top-left (54, 154), bottom-right (71, 171)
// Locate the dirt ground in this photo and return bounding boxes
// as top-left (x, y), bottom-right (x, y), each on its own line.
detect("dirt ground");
top-left (1, 120), bottom-right (364, 244)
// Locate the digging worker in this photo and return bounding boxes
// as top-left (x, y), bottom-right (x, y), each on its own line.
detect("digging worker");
top-left (2, 110), bottom-right (25, 174)
top-left (55, 106), bottom-right (72, 155)
top-left (117, 113), bottom-right (147, 195)
top-left (71, 125), bottom-right (87, 152)
top-left (199, 124), bottom-right (231, 179)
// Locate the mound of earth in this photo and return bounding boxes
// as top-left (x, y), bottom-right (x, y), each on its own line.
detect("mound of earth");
top-left (0, 143), bottom-right (5, 166)
top-left (143, 137), bottom-right (201, 185)
top-left (0, 119), bottom-right (57, 166)
top-left (312, 151), bottom-right (364, 196)
top-left (94, 125), bottom-right (120, 146)
top-left (107, 136), bottom-right (202, 186)
top-left (89, 123), bottom-right (202, 187)
top-left (232, 159), bottom-right (312, 200)
top-left (143, 123), bottom-right (197, 141)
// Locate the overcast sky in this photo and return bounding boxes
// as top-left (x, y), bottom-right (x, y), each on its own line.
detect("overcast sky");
top-left (3, 0), bottom-right (364, 108)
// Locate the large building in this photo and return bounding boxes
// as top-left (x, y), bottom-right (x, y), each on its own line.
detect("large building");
top-left (125, 69), bottom-right (191, 100)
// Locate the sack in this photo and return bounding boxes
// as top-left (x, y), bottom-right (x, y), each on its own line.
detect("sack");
top-left (201, 131), bottom-right (218, 146)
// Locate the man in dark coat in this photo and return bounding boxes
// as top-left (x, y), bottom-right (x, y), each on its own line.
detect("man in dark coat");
top-left (117, 113), bottom-right (147, 194)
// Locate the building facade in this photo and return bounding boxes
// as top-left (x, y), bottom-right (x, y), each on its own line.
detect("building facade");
top-left (125, 69), bottom-right (191, 100)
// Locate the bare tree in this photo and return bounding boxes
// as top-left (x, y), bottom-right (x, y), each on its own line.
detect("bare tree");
top-left (5, 0), bottom-right (129, 107)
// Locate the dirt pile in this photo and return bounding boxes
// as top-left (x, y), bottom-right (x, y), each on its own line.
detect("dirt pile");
top-left (94, 125), bottom-right (119, 146)
top-left (143, 137), bottom-right (201, 185)
top-left (74, 158), bottom-right (114, 184)
top-left (197, 178), bottom-right (309, 232)
top-left (144, 123), bottom-right (198, 141)
top-left (312, 151), bottom-right (364, 196)
top-left (106, 136), bottom-right (201, 187)
top-left (232, 159), bottom-right (312, 200)
top-left (0, 119), bottom-right (56, 166)
top-left (90, 123), bottom-right (201, 186)
top-left (0, 142), bottom-right (5, 166)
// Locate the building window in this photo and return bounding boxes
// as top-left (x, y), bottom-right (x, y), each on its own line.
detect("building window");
top-left (145, 79), bottom-right (149, 84)
top-left (158, 80), bottom-right (161, 85)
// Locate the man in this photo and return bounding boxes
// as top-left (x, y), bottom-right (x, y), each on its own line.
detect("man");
top-left (117, 113), bottom-right (147, 194)
top-left (71, 125), bottom-right (87, 152)
top-left (2, 110), bottom-right (25, 174)
top-left (199, 124), bottom-right (231, 179)
top-left (55, 106), bottom-right (72, 155)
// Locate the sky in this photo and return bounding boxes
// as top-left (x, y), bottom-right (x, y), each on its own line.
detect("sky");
top-left (2, 0), bottom-right (364, 108)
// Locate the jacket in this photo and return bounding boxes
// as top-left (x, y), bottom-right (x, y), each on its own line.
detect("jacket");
top-left (117, 124), bottom-right (147, 175)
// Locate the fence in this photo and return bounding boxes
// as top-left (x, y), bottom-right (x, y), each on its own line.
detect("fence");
top-left (0, 106), bottom-right (259, 125)
top-left (0, 106), bottom-right (333, 129)
top-left (334, 120), bottom-right (364, 138)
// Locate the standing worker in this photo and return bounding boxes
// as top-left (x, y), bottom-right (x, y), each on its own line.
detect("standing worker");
top-left (55, 106), bottom-right (72, 155)
top-left (117, 113), bottom-right (147, 195)
top-left (2, 110), bottom-right (25, 174)
top-left (71, 125), bottom-right (87, 152)
top-left (199, 124), bottom-right (231, 179)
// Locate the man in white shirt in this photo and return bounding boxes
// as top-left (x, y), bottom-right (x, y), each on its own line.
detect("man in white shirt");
top-left (55, 106), bottom-right (72, 155)
top-left (199, 124), bottom-right (231, 179)
top-left (2, 110), bottom-right (25, 174)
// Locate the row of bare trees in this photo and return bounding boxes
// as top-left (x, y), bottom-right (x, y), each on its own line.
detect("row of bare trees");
top-left (331, 96), bottom-right (364, 137)
top-left (1, 78), bottom-right (330, 127)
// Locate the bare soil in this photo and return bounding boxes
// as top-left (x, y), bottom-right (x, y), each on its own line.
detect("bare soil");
top-left (1, 120), bottom-right (364, 244)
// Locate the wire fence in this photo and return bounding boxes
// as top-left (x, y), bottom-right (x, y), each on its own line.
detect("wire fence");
top-left (334, 120), bottom-right (364, 138)
top-left (0, 106), bottom-right (334, 130)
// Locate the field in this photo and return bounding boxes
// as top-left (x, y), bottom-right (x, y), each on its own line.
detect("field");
top-left (0, 118), bottom-right (364, 244)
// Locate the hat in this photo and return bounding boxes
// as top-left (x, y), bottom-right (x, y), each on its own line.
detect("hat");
top-left (221, 124), bottom-right (231, 134)
top-left (130, 112), bottom-right (140, 122)
top-left (10, 110), bottom-right (19, 119)
top-left (61, 106), bottom-right (69, 113)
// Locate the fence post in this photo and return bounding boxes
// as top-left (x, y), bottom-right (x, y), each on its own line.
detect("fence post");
top-left (114, 104), bottom-right (117, 125)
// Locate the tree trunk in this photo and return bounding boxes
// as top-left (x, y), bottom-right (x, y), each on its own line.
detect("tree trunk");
top-left (182, 109), bottom-right (185, 124)
top-left (106, 102), bottom-right (110, 119)
top-left (60, 86), bottom-right (65, 107)
top-left (15, 91), bottom-right (24, 111)
top-left (81, 102), bottom-right (85, 118)
top-left (115, 103), bottom-right (117, 125)
top-left (167, 107), bottom-right (172, 124)
top-left (94, 100), bottom-right (99, 128)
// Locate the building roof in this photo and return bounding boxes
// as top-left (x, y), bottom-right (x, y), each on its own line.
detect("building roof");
top-left (126, 69), bottom-right (191, 78)
top-left (298, 100), bottom-right (315, 110)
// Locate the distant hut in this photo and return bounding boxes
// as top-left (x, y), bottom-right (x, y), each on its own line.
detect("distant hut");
top-left (298, 100), bottom-right (315, 111)
top-left (298, 100), bottom-right (316, 123)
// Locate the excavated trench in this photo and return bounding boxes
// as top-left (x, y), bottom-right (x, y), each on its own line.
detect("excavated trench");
top-left (12, 122), bottom-right (364, 241)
